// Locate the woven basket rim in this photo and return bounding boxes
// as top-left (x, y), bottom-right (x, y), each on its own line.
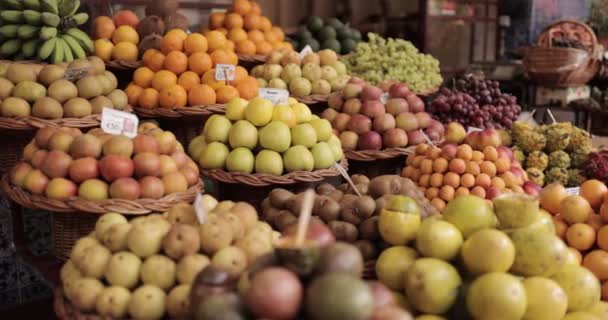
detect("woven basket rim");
top-left (237, 53), bottom-right (267, 63)
top-left (1, 174), bottom-right (204, 214)
top-left (105, 59), bottom-right (142, 69)
top-left (0, 105), bottom-right (134, 130)
top-left (295, 94), bottom-right (330, 104)
top-left (200, 158), bottom-right (348, 186)
top-left (345, 146), bottom-right (416, 162)
top-left (134, 104), bottom-right (226, 118)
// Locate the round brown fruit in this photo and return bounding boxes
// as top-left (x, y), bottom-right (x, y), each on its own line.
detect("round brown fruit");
top-left (69, 157), bottom-right (99, 183)
top-left (139, 176), bottom-right (165, 199)
top-left (109, 177), bottom-right (141, 200)
top-left (246, 267), bottom-right (302, 320)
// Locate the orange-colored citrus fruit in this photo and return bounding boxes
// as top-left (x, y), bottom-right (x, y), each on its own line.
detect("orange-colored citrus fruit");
top-left (125, 83), bottom-right (143, 106)
top-left (142, 49), bottom-right (165, 71)
top-left (184, 33), bottom-right (208, 54)
top-left (271, 26), bottom-right (285, 42)
top-left (165, 29), bottom-right (188, 40)
top-left (133, 67), bottom-right (155, 88)
top-left (231, 66), bottom-right (248, 85)
top-left (248, 30), bottom-right (265, 43)
top-left (539, 183), bottom-right (568, 214)
top-left (255, 40), bottom-right (273, 55)
top-left (138, 88), bottom-right (159, 109)
top-left (163, 51), bottom-right (189, 75)
top-left (581, 179), bottom-right (608, 210)
top-left (588, 213), bottom-right (604, 231)
top-left (259, 16), bottom-right (271, 31)
top-left (243, 13), bottom-right (260, 30)
top-left (206, 30), bottom-right (227, 52)
top-left (603, 281), bottom-right (608, 301)
top-left (561, 195), bottom-right (592, 224)
top-left (598, 226), bottom-right (608, 251)
top-left (111, 42), bottom-right (138, 61)
top-left (209, 12), bottom-right (225, 29)
top-left (188, 84), bottom-right (216, 105)
top-left (232, 0), bottom-right (252, 15)
top-left (583, 250), bottom-right (608, 280)
top-left (159, 84), bottom-right (187, 108)
top-left (224, 13), bottom-right (244, 30)
top-left (553, 216), bottom-right (568, 238)
top-left (151, 70), bottom-right (178, 91)
top-left (93, 16), bottom-right (115, 39)
top-left (228, 28), bottom-right (248, 43)
top-left (236, 76), bottom-right (259, 99)
top-left (566, 223), bottom-right (596, 251)
top-left (216, 85), bottom-right (240, 104)
top-left (201, 69), bottom-right (226, 90)
top-left (188, 52), bottom-right (213, 75)
top-left (177, 71), bottom-right (201, 92)
top-left (160, 33), bottom-right (184, 54)
top-left (250, 2), bottom-right (261, 15)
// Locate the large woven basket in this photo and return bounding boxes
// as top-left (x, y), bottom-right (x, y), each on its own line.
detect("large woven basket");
top-left (524, 20), bottom-right (602, 87)
top-left (0, 129), bottom-right (34, 175)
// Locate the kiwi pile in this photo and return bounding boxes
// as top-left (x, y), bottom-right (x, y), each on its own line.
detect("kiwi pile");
top-left (261, 175), bottom-right (437, 261)
top-left (138, 0), bottom-right (191, 52)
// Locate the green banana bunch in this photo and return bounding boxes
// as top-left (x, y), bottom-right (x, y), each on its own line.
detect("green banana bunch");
top-left (65, 28), bottom-right (93, 52)
top-left (40, 26), bottom-right (57, 40)
top-left (24, 0), bottom-right (41, 10)
top-left (1, 11), bottom-right (23, 23)
top-left (62, 33), bottom-right (85, 59)
top-left (38, 37), bottom-right (56, 60)
top-left (40, 0), bottom-right (58, 14)
top-left (41, 12), bottom-right (60, 27)
top-left (1, 0), bottom-right (22, 10)
top-left (23, 10), bottom-right (42, 26)
top-left (1, 39), bottom-right (21, 56)
top-left (50, 36), bottom-right (64, 63)
top-left (22, 39), bottom-right (40, 58)
top-left (58, 0), bottom-right (80, 17)
top-left (0, 25), bottom-right (19, 38)
top-left (17, 25), bottom-right (40, 39)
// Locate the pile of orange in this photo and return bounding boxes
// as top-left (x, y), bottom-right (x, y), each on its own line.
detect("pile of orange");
top-left (203, 0), bottom-right (292, 56)
top-left (125, 29), bottom-right (259, 109)
top-left (92, 10), bottom-right (141, 62)
top-left (541, 180), bottom-right (608, 301)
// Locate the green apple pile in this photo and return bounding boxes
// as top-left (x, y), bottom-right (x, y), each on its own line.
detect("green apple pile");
top-left (189, 97), bottom-right (344, 175)
top-left (9, 122), bottom-right (199, 201)
top-left (375, 193), bottom-right (605, 319)
top-left (0, 57), bottom-right (128, 119)
top-left (59, 197), bottom-right (277, 319)
top-left (251, 49), bottom-right (350, 97)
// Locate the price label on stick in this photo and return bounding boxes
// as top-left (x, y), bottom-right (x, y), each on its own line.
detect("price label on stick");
top-left (193, 193), bottom-right (207, 224)
top-left (298, 45), bottom-right (313, 59)
top-left (467, 127), bottom-right (483, 133)
top-left (101, 108), bottom-right (139, 138)
top-left (333, 163), bottom-right (361, 196)
top-left (215, 64), bottom-right (235, 81)
top-left (258, 88), bottom-right (289, 105)
top-left (565, 187), bottom-right (580, 196)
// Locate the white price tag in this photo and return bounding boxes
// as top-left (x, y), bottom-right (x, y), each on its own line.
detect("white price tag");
top-left (467, 127), bottom-right (483, 133)
top-left (215, 64), bottom-right (235, 81)
top-left (298, 45), bottom-right (313, 59)
top-left (101, 108), bottom-right (139, 138)
top-left (193, 193), bottom-right (206, 224)
top-left (565, 187), bottom-right (580, 196)
top-left (210, 8), bottom-right (227, 14)
top-left (258, 88), bottom-right (289, 105)
top-left (380, 92), bottom-right (389, 104)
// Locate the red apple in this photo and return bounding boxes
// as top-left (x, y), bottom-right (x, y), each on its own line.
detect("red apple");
top-left (383, 128), bottom-right (408, 148)
top-left (385, 98), bottom-right (409, 115)
top-left (99, 155), bottom-right (134, 182)
top-left (389, 83), bottom-right (410, 99)
top-left (342, 98), bottom-right (362, 115)
top-left (358, 131), bottom-right (382, 150)
top-left (332, 113), bottom-right (351, 132)
top-left (321, 108), bottom-right (338, 122)
top-left (361, 100), bottom-right (386, 119)
top-left (360, 85), bottom-right (383, 101)
top-left (133, 134), bottom-right (160, 154)
top-left (523, 181), bottom-right (541, 196)
top-left (441, 144), bottom-right (458, 159)
top-left (497, 146), bottom-right (514, 160)
top-left (406, 93), bottom-right (424, 113)
top-left (328, 93), bottom-right (344, 110)
top-left (109, 177), bottom-right (141, 200)
top-left (407, 130), bottom-right (426, 146)
top-left (348, 114), bottom-right (372, 134)
top-left (373, 114), bottom-right (396, 132)
top-left (415, 112), bottom-right (432, 129)
top-left (339, 131), bottom-right (359, 150)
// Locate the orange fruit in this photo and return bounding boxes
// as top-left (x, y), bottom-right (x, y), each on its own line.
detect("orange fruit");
top-left (160, 33), bottom-right (184, 54)
top-left (599, 226), bottom-right (608, 251)
top-left (232, 0), bottom-right (252, 15)
top-left (224, 13), bottom-right (244, 29)
top-left (94, 39), bottom-right (114, 61)
top-left (231, 66), bottom-right (248, 85)
top-left (223, 40), bottom-right (235, 52)
top-left (206, 30), bottom-right (227, 52)
top-left (177, 71), bottom-right (201, 91)
top-left (93, 16), bottom-right (115, 39)
top-left (125, 83), bottom-right (143, 106)
top-left (539, 183), bottom-right (568, 214)
top-left (264, 30), bottom-right (278, 43)
top-left (560, 195), bottom-right (592, 224)
top-left (271, 26), bottom-right (285, 42)
top-left (201, 69), bottom-right (226, 90)
top-left (184, 33), bottom-right (208, 54)
top-left (583, 250), bottom-right (608, 280)
top-left (601, 202), bottom-right (608, 223)
top-left (133, 67), bottom-right (155, 88)
top-left (236, 76), bottom-right (259, 99)
top-left (210, 49), bottom-right (238, 66)
top-left (255, 41), bottom-right (273, 55)
top-left (151, 70), bottom-right (178, 91)
top-left (188, 52), bottom-right (213, 75)
top-left (553, 216), bottom-right (568, 239)
top-left (228, 28), bottom-right (248, 43)
top-left (566, 223), bottom-right (596, 251)
top-left (209, 12), bottom-right (225, 29)
top-left (142, 49), bottom-right (165, 71)
top-left (113, 10), bottom-right (139, 28)
top-left (243, 13), bottom-right (260, 30)
top-left (581, 179), bottom-right (608, 210)
top-left (216, 85), bottom-right (240, 104)
top-left (111, 42), bottom-right (138, 61)
top-left (166, 29), bottom-right (188, 40)
top-left (250, 2), bottom-right (262, 15)
top-left (159, 84), bottom-right (187, 108)
top-left (138, 88), bottom-right (159, 109)
top-left (259, 16), bottom-right (271, 32)
top-left (603, 281), bottom-right (608, 301)
top-left (216, 28), bottom-right (229, 36)
top-left (163, 51), bottom-right (189, 75)
top-left (188, 84), bottom-right (216, 105)
top-left (111, 25), bottom-right (139, 44)
top-left (248, 29), bottom-right (265, 43)
top-left (587, 213), bottom-right (604, 231)
top-left (430, 198), bottom-right (446, 212)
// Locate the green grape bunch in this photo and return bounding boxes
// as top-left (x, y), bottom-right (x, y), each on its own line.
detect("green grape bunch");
top-left (341, 33), bottom-right (443, 94)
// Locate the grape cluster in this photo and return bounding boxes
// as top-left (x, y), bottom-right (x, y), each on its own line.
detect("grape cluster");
top-left (430, 75), bottom-right (522, 129)
top-left (341, 33), bottom-right (443, 94)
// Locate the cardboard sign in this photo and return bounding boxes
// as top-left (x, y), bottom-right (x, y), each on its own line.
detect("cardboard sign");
top-left (298, 45), bottom-right (313, 59)
top-left (215, 64), bottom-right (235, 81)
top-left (193, 193), bottom-right (206, 224)
top-left (101, 108), bottom-right (138, 138)
top-left (258, 88), bottom-right (289, 105)
top-left (64, 67), bottom-right (89, 81)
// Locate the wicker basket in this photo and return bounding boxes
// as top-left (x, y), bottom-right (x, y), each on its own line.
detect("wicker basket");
top-left (524, 20), bottom-right (602, 87)
top-left (55, 288), bottom-right (113, 320)
top-left (295, 94), bottom-right (331, 105)
top-left (105, 60), bottom-right (142, 70)
top-left (0, 129), bottom-right (34, 175)
top-left (345, 146), bottom-right (415, 162)
top-left (238, 53), bottom-right (266, 70)
top-left (52, 212), bottom-right (99, 260)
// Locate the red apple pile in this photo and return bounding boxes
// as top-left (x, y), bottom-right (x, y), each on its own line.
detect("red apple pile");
top-left (320, 78), bottom-right (444, 152)
top-left (401, 128), bottom-right (538, 212)
top-left (9, 123), bottom-right (200, 202)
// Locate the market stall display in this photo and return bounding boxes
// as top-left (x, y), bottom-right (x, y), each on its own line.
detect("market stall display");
top-left (251, 49), bottom-right (349, 103)
top-left (341, 33), bottom-right (442, 95)
top-left (291, 16), bottom-right (363, 54)
top-left (0, 0), bottom-right (93, 63)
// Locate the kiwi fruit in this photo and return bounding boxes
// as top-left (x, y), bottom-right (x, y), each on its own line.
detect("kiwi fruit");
top-left (353, 240), bottom-right (377, 261)
top-left (328, 221), bottom-right (358, 242)
top-left (337, 183), bottom-right (349, 192)
top-left (353, 183), bottom-right (369, 195)
top-left (327, 189), bottom-right (344, 202)
top-left (358, 217), bottom-right (379, 241)
top-left (145, 0), bottom-right (178, 18)
top-left (264, 208), bottom-right (284, 226)
top-left (351, 174), bottom-right (370, 185)
top-left (353, 196), bottom-right (375, 220)
top-left (313, 196), bottom-right (340, 223)
top-left (368, 175), bottom-right (403, 198)
top-left (260, 198), bottom-right (273, 214)
top-left (139, 34), bottom-right (162, 54)
top-left (137, 15), bottom-right (166, 38)
top-left (164, 12), bottom-right (190, 31)
top-left (285, 192), bottom-right (306, 214)
top-left (274, 211), bottom-right (297, 232)
top-left (269, 188), bottom-right (294, 209)
top-left (316, 183), bottom-right (335, 195)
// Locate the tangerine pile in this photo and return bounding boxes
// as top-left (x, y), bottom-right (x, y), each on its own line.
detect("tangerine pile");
top-left (93, 11), bottom-right (141, 62)
top-left (204, 0), bottom-right (292, 56)
top-left (541, 180), bottom-right (608, 301)
top-left (402, 143), bottom-right (529, 212)
top-left (126, 29), bottom-right (259, 109)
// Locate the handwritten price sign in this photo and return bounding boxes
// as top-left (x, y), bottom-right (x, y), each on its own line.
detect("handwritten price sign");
top-left (259, 88), bottom-right (289, 105)
top-left (101, 108), bottom-right (139, 138)
top-left (215, 64), bottom-right (235, 81)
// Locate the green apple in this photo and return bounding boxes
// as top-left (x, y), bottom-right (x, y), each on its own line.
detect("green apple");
top-left (94, 212), bottom-right (127, 239)
top-left (291, 123), bottom-right (317, 148)
top-left (199, 142), bottom-right (229, 169)
top-left (255, 150), bottom-right (283, 175)
top-left (259, 121), bottom-right (291, 152)
top-left (283, 145), bottom-right (314, 172)
top-left (244, 97), bottom-right (273, 126)
top-left (309, 118), bottom-right (332, 142)
top-left (203, 115), bottom-right (232, 143)
top-left (128, 285), bottom-right (166, 320)
top-left (96, 286), bottom-right (131, 318)
top-left (228, 120), bottom-right (258, 149)
top-left (225, 98), bottom-right (248, 121)
top-left (79, 244), bottom-right (111, 278)
top-left (311, 142), bottom-right (336, 169)
top-left (327, 135), bottom-right (344, 161)
top-left (140, 254), bottom-right (177, 290)
top-left (188, 136), bottom-right (207, 160)
top-left (292, 102), bottom-right (312, 123)
top-left (104, 251), bottom-right (142, 289)
top-left (225, 147), bottom-right (255, 173)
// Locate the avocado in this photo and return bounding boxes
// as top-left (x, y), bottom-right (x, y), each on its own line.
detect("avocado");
top-left (351, 29), bottom-right (363, 41)
top-left (341, 39), bottom-right (358, 54)
top-left (325, 17), bottom-right (344, 30)
top-left (301, 38), bottom-right (320, 52)
top-left (299, 29), bottom-right (313, 40)
top-left (336, 27), bottom-right (351, 41)
top-left (322, 39), bottom-right (341, 53)
top-left (307, 16), bottom-right (324, 33)
top-left (318, 26), bottom-right (337, 42)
